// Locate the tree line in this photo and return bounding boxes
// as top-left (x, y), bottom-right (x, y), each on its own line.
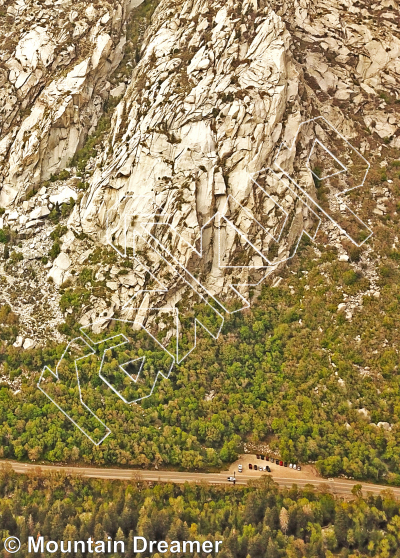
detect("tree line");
top-left (1, 466), bottom-right (400, 557)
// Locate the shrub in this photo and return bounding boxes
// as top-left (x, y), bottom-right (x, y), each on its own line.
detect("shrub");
top-left (343, 270), bottom-right (360, 286)
top-left (0, 229), bottom-right (9, 243)
top-left (58, 169), bottom-right (71, 181)
top-left (50, 225), bottom-right (68, 241)
top-left (49, 206), bottom-right (60, 224)
top-left (26, 189), bottom-right (37, 200)
top-left (49, 241), bottom-right (61, 260)
top-left (0, 305), bottom-right (18, 325)
top-left (312, 166), bottom-right (323, 189)
top-left (349, 246), bottom-right (362, 262)
top-left (79, 268), bottom-right (93, 286)
top-left (59, 288), bottom-right (89, 311)
top-left (61, 198), bottom-right (75, 218)
top-left (380, 265), bottom-right (393, 278)
top-left (9, 251), bottom-right (23, 263)
top-left (48, 169), bottom-right (70, 182)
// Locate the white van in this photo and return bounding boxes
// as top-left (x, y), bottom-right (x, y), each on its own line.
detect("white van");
top-left (238, 464), bottom-right (243, 472)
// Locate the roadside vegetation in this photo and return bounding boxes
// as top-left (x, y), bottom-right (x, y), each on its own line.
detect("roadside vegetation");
top-left (0, 468), bottom-right (399, 558)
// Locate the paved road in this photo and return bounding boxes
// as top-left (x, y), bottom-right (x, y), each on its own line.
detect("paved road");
top-left (4, 461), bottom-right (400, 499)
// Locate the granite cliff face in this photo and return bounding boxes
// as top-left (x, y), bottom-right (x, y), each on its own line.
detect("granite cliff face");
top-left (69, 0), bottom-right (304, 336)
top-left (0, 0), bottom-right (137, 207)
top-left (0, 0), bottom-right (399, 346)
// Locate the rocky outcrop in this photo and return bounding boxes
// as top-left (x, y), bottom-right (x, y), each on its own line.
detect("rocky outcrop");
top-left (0, 0), bottom-right (399, 344)
top-left (67, 0), bottom-right (306, 323)
top-left (0, 0), bottom-right (133, 205)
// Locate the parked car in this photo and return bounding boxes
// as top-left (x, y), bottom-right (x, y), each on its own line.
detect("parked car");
top-left (270, 457), bottom-right (274, 463)
top-left (256, 454), bottom-right (260, 459)
top-left (275, 459), bottom-right (279, 465)
top-left (238, 464), bottom-right (243, 472)
top-left (266, 465), bottom-right (271, 472)
top-left (249, 464), bottom-right (253, 470)
top-left (289, 463), bottom-right (293, 468)
top-left (284, 462), bottom-right (288, 467)
top-left (254, 465), bottom-right (257, 470)
top-left (279, 461), bottom-right (283, 466)
top-left (293, 464), bottom-right (297, 469)
top-left (297, 465), bottom-right (301, 471)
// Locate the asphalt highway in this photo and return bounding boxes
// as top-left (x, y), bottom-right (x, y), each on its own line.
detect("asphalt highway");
top-left (4, 461), bottom-right (400, 499)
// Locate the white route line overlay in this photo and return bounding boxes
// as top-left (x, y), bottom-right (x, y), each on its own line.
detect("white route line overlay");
top-left (38, 337), bottom-right (111, 446)
top-left (38, 115), bottom-right (373, 444)
top-left (273, 115), bottom-right (372, 246)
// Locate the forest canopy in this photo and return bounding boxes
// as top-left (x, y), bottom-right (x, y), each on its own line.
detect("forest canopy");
top-left (0, 467), bottom-right (400, 558)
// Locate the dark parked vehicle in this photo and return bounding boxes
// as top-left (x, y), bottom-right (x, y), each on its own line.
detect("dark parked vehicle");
top-left (256, 454), bottom-right (260, 459)
top-left (284, 462), bottom-right (288, 467)
top-left (266, 466), bottom-right (271, 472)
top-left (249, 463), bottom-right (252, 470)
top-left (261, 455), bottom-right (265, 460)
top-left (254, 465), bottom-right (257, 470)
top-left (276, 460), bottom-right (280, 465)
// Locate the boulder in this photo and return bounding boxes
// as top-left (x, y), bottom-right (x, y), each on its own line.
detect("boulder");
top-left (23, 338), bottom-right (36, 350)
top-left (29, 206), bottom-right (51, 220)
top-left (49, 187), bottom-right (78, 205)
top-left (0, 185), bottom-right (18, 207)
top-left (54, 252), bottom-right (71, 271)
top-left (377, 421), bottom-right (392, 431)
top-left (13, 336), bottom-right (24, 348)
top-left (110, 83), bottom-right (126, 97)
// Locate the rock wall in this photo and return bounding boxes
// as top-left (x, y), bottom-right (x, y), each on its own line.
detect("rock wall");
top-left (0, 0), bottom-right (132, 206)
top-left (0, 0), bottom-right (399, 343)
top-left (68, 0), bottom-right (307, 317)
